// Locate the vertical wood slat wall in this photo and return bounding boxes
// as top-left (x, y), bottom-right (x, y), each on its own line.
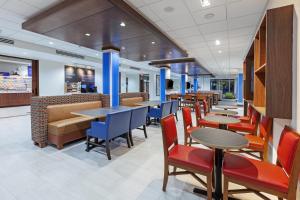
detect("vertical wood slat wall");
top-left (243, 5), bottom-right (293, 119)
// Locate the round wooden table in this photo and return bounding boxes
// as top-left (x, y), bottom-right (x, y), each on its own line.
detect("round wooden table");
top-left (203, 115), bottom-right (240, 130)
top-left (215, 105), bottom-right (238, 110)
top-left (209, 109), bottom-right (238, 116)
top-left (191, 128), bottom-right (248, 200)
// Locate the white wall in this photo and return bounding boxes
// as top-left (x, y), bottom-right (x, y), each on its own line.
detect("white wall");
top-left (39, 60), bottom-right (65, 96)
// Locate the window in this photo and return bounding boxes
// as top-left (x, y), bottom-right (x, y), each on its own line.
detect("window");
top-left (210, 79), bottom-right (235, 95)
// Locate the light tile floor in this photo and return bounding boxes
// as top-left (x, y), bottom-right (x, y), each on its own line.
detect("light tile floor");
top-left (0, 105), bottom-right (298, 200)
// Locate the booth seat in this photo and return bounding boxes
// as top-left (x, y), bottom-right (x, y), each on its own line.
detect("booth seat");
top-left (120, 97), bottom-right (143, 107)
top-left (47, 101), bottom-right (102, 149)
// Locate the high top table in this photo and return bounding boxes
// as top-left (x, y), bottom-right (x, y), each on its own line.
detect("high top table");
top-left (191, 128), bottom-right (248, 200)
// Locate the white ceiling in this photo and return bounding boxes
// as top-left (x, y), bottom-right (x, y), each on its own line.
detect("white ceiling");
top-left (125, 0), bottom-right (268, 75)
top-left (0, 0), bottom-right (268, 76)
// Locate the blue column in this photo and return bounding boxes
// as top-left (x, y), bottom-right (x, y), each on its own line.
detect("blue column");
top-left (160, 68), bottom-right (166, 102)
top-left (237, 73), bottom-right (243, 104)
top-left (102, 49), bottom-right (120, 107)
top-left (181, 74), bottom-right (186, 95)
top-left (193, 78), bottom-right (198, 93)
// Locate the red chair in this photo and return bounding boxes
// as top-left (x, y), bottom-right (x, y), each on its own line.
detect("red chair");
top-left (203, 99), bottom-right (209, 116)
top-left (238, 104), bottom-right (254, 123)
top-left (223, 126), bottom-right (300, 200)
top-left (182, 107), bottom-right (200, 146)
top-left (244, 116), bottom-right (273, 160)
top-left (228, 109), bottom-right (261, 135)
top-left (160, 115), bottom-right (214, 199)
top-left (194, 101), bottom-right (219, 129)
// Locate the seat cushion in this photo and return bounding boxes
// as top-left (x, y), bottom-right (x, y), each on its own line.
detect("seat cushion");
top-left (198, 119), bottom-right (219, 128)
top-left (238, 116), bottom-right (251, 123)
top-left (245, 134), bottom-right (264, 150)
top-left (223, 153), bottom-right (289, 193)
top-left (228, 122), bottom-right (256, 133)
top-left (48, 116), bottom-right (93, 136)
top-left (121, 97), bottom-right (143, 106)
top-left (168, 145), bottom-right (214, 173)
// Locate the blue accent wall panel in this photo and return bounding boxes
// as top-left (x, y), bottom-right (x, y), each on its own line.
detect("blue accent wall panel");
top-left (102, 52), bottom-right (110, 95)
top-left (160, 68), bottom-right (166, 101)
top-left (237, 73), bottom-right (243, 104)
top-left (181, 74), bottom-right (186, 95)
top-left (111, 52), bottom-right (120, 107)
top-left (193, 78), bottom-right (198, 93)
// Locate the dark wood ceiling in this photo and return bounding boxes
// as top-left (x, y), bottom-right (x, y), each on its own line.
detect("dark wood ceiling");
top-left (22, 0), bottom-right (188, 61)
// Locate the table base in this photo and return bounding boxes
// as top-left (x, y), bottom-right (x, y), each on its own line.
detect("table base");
top-left (193, 188), bottom-right (240, 200)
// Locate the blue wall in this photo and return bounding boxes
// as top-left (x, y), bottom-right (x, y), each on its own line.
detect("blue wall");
top-left (160, 68), bottom-right (166, 101)
top-left (237, 73), bottom-right (243, 104)
top-left (181, 74), bottom-right (186, 95)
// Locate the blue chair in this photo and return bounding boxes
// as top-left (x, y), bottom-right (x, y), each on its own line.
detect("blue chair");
top-left (129, 106), bottom-right (148, 146)
top-left (170, 100), bottom-right (179, 121)
top-left (148, 101), bottom-right (172, 124)
top-left (86, 110), bottom-right (132, 160)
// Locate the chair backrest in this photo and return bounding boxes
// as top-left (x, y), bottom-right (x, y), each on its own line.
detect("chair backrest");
top-left (194, 101), bottom-right (202, 126)
top-left (259, 116), bottom-right (272, 139)
top-left (106, 110), bottom-right (132, 139)
top-left (160, 115), bottom-right (178, 155)
top-left (251, 109), bottom-right (260, 126)
top-left (170, 100), bottom-right (179, 114)
top-left (247, 104), bottom-right (254, 117)
top-left (130, 106), bottom-right (148, 129)
top-left (277, 126), bottom-right (300, 176)
top-left (161, 101), bottom-right (172, 118)
top-left (203, 99), bottom-right (209, 116)
top-left (182, 107), bottom-right (193, 137)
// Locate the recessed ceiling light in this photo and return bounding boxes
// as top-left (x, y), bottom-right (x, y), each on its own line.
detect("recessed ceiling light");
top-left (215, 40), bottom-right (221, 46)
top-left (200, 0), bottom-right (211, 7)
top-left (218, 50), bottom-right (222, 54)
top-left (120, 22), bottom-right (126, 27)
top-left (49, 41), bottom-right (54, 45)
top-left (85, 33), bottom-right (91, 37)
top-left (121, 46), bottom-right (126, 50)
top-left (164, 6), bottom-right (174, 13)
top-left (204, 13), bottom-right (215, 19)
top-left (96, 53), bottom-right (99, 56)
top-left (143, 54), bottom-right (146, 58)
top-left (151, 41), bottom-right (156, 45)
top-left (23, 52), bottom-right (27, 55)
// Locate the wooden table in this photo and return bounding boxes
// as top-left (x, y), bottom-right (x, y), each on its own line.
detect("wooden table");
top-left (191, 128), bottom-right (248, 200)
top-left (71, 106), bottom-right (132, 119)
top-left (209, 109), bottom-right (239, 116)
top-left (215, 105), bottom-right (238, 110)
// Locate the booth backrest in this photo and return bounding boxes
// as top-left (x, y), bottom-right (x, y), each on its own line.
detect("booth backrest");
top-left (119, 92), bottom-right (149, 104)
top-left (121, 97), bottom-right (143, 106)
top-left (47, 101), bottom-right (102, 123)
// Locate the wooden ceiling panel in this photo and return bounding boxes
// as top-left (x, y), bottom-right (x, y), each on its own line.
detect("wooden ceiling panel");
top-left (22, 0), bottom-right (187, 61)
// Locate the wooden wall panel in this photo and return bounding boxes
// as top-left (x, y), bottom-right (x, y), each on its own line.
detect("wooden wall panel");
top-left (253, 38), bottom-right (265, 107)
top-left (32, 60), bottom-right (39, 96)
top-left (266, 5), bottom-right (293, 118)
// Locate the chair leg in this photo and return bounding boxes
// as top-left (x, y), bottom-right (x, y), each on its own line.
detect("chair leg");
top-left (207, 174), bottom-right (213, 200)
top-left (143, 125), bottom-right (148, 138)
top-left (162, 163), bottom-right (169, 192)
top-left (184, 136), bottom-right (188, 146)
top-left (126, 133), bottom-right (131, 148)
top-left (85, 136), bottom-right (91, 152)
top-left (223, 176), bottom-right (229, 200)
top-left (189, 137), bottom-right (192, 146)
top-left (173, 166), bottom-right (177, 173)
top-left (105, 140), bottom-right (111, 160)
top-left (175, 113), bottom-right (178, 121)
top-left (129, 130), bottom-right (134, 146)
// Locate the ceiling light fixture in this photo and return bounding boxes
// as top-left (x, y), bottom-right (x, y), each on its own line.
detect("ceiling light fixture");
top-left (215, 40), bottom-right (221, 46)
top-left (151, 41), bottom-right (156, 45)
top-left (49, 41), bottom-right (54, 45)
top-left (85, 33), bottom-right (91, 37)
top-left (200, 0), bottom-right (211, 7)
top-left (121, 46), bottom-right (126, 50)
top-left (120, 22), bottom-right (126, 27)
top-left (204, 13), bottom-right (215, 19)
top-left (218, 50), bottom-right (222, 54)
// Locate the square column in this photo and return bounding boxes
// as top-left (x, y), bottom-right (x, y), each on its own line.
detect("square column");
top-left (193, 78), bottom-right (198, 93)
top-left (236, 73), bottom-right (243, 105)
top-left (181, 74), bottom-right (186, 95)
top-left (160, 68), bottom-right (166, 101)
top-left (102, 48), bottom-right (120, 107)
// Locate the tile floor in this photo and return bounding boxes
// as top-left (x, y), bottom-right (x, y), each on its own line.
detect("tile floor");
top-left (0, 105), bottom-right (298, 200)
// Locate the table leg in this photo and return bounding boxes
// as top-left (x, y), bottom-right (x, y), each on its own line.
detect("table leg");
top-left (214, 148), bottom-right (223, 200)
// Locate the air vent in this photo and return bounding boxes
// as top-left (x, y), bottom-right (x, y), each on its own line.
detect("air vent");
top-left (0, 37), bottom-right (14, 45)
top-left (129, 66), bottom-right (140, 71)
top-left (56, 50), bottom-right (85, 59)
